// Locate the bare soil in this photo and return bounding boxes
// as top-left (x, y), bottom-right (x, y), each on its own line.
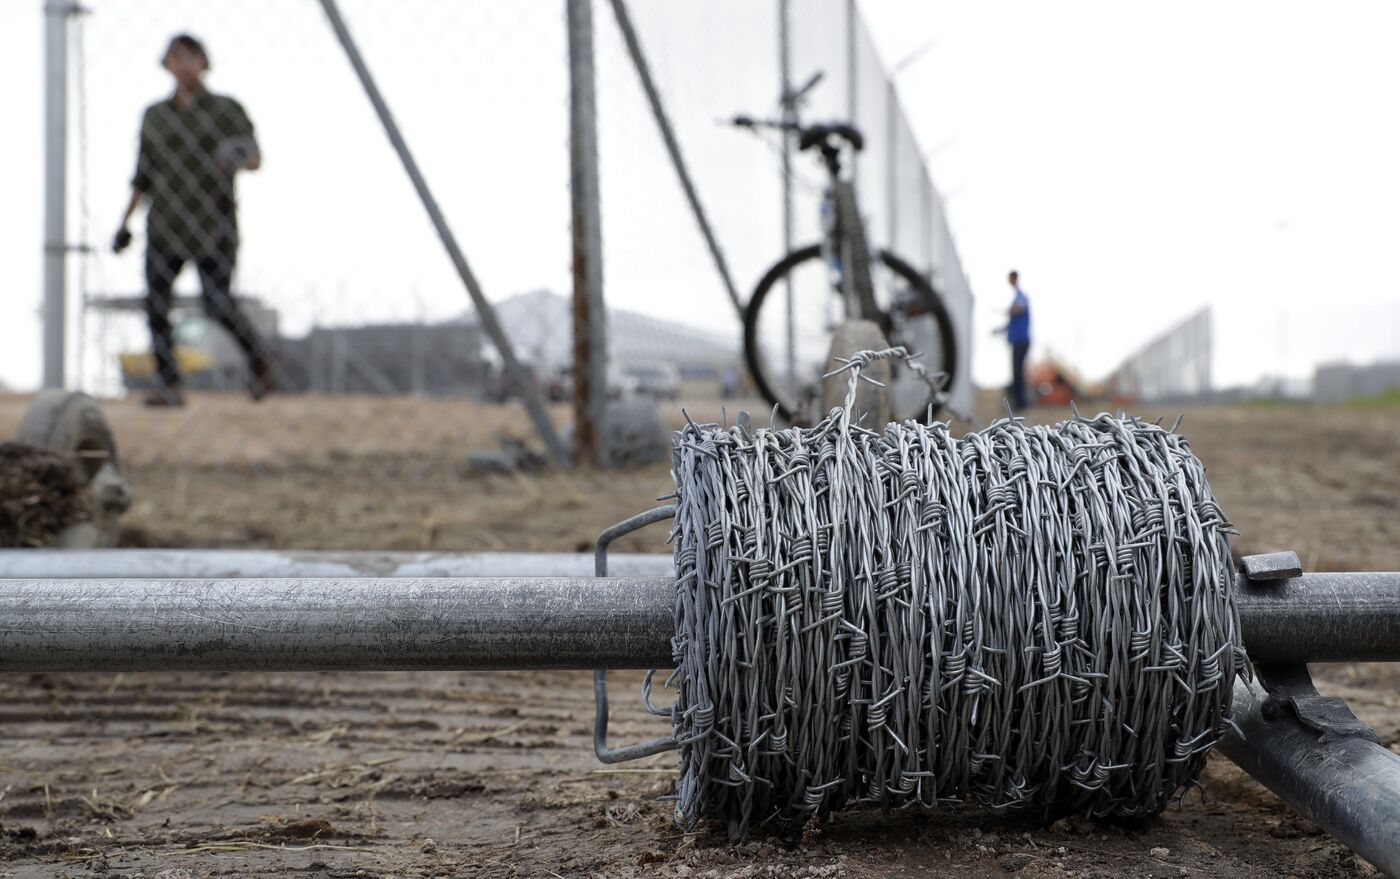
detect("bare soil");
top-left (0, 393), bottom-right (1397, 878)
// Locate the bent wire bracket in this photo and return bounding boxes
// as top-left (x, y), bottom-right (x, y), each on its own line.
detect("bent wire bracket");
top-left (593, 505), bottom-right (679, 763)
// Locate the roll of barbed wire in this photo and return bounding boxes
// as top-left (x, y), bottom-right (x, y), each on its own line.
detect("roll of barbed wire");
top-left (667, 349), bottom-right (1247, 838)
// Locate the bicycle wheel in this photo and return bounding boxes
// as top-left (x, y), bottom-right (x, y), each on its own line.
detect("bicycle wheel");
top-left (743, 245), bottom-right (958, 424)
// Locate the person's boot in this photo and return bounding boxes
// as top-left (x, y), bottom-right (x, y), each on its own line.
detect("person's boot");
top-left (250, 355), bottom-right (277, 401)
top-left (143, 383), bottom-right (186, 408)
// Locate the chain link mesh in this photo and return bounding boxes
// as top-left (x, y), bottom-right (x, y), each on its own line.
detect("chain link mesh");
top-left (57, 1), bottom-right (971, 469)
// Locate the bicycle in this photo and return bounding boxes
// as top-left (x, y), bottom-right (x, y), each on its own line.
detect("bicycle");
top-left (732, 96), bottom-right (958, 425)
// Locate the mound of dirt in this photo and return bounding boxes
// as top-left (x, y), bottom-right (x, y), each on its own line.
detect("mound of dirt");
top-left (0, 441), bottom-right (90, 547)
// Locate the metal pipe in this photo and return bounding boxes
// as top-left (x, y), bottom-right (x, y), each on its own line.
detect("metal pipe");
top-left (778, 0), bottom-right (796, 390)
top-left (0, 571), bottom-right (1396, 674)
top-left (885, 81), bottom-right (897, 251)
top-left (920, 172), bottom-right (934, 279)
top-left (1219, 678), bottom-right (1400, 877)
top-left (845, 0), bottom-right (857, 123)
top-left (43, 1), bottom-right (76, 390)
top-left (316, 0), bottom-right (572, 470)
top-left (0, 577), bottom-right (674, 673)
top-left (0, 549), bottom-right (674, 580)
top-left (1234, 571), bottom-right (1400, 664)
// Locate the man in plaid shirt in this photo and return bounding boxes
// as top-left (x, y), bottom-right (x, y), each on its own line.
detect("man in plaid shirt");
top-left (113, 34), bottom-right (273, 406)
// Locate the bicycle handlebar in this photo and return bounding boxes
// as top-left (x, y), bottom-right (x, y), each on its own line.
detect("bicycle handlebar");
top-left (729, 115), bottom-right (795, 132)
top-left (729, 116), bottom-right (864, 153)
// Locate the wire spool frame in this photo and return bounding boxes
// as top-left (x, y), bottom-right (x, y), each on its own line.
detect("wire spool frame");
top-left (666, 351), bottom-right (1247, 838)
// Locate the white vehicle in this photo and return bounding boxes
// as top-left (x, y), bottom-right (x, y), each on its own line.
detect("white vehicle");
top-left (607, 363), bottom-right (641, 400)
top-left (621, 361), bottom-right (681, 400)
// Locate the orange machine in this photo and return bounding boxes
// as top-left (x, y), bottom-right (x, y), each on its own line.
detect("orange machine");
top-left (1027, 354), bottom-right (1083, 407)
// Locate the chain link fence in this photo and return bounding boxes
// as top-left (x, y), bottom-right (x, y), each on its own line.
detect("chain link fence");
top-left (1105, 306), bottom-right (1213, 403)
top-left (45, 0), bottom-right (973, 472)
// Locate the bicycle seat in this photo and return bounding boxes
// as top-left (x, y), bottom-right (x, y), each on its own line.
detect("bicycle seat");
top-left (798, 122), bottom-right (864, 153)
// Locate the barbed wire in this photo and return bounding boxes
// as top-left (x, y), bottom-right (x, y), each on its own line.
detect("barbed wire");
top-left (667, 350), bottom-right (1246, 837)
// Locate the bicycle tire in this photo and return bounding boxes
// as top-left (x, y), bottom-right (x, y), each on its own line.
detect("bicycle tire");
top-left (743, 245), bottom-right (959, 423)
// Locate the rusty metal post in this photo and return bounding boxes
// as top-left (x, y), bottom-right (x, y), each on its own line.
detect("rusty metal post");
top-left (568, 0), bottom-right (607, 466)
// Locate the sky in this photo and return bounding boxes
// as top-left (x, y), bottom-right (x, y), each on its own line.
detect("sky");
top-left (2, 1), bottom-right (1397, 395)
top-left (859, 1), bottom-right (1400, 388)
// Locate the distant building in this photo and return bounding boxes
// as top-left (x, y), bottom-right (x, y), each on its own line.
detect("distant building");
top-left (99, 287), bottom-right (743, 399)
top-left (480, 289), bottom-right (739, 377)
top-left (279, 322), bottom-right (487, 396)
top-left (92, 292), bottom-right (489, 396)
top-left (1314, 360), bottom-right (1400, 403)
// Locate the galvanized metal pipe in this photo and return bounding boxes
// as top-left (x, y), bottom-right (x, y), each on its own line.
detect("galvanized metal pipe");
top-left (43, 0), bottom-right (76, 390)
top-left (0, 577), bottom-right (674, 673)
top-left (1234, 571), bottom-right (1400, 664)
top-left (0, 571), bottom-right (1395, 674)
top-left (1219, 678), bottom-right (1400, 877)
top-left (0, 549), bottom-right (674, 580)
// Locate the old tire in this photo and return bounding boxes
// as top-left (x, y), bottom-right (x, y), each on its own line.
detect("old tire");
top-left (15, 391), bottom-right (130, 547)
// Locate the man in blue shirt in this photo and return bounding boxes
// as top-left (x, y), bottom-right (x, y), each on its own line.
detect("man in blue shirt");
top-left (994, 270), bottom-right (1032, 411)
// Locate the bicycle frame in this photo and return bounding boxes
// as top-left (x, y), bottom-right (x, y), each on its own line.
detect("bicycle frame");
top-left (818, 185), bottom-right (847, 325)
top-left (808, 143), bottom-right (876, 329)
top-left (731, 96), bottom-right (960, 426)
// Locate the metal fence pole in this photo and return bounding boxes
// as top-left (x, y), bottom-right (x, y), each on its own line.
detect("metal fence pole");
top-left (921, 175), bottom-right (934, 280)
top-left (43, 1), bottom-right (76, 390)
top-left (317, 0), bottom-right (572, 469)
top-left (885, 82), bottom-right (898, 252)
top-left (606, 0), bottom-right (744, 320)
top-left (0, 548), bottom-right (675, 579)
top-left (845, 0), bottom-right (857, 119)
top-left (1220, 678), bottom-right (1400, 877)
top-left (1202, 307), bottom-right (1214, 393)
top-left (0, 576), bottom-right (676, 673)
top-left (0, 570), bottom-right (1396, 673)
top-left (568, 0), bottom-right (607, 466)
top-left (778, 0), bottom-right (796, 388)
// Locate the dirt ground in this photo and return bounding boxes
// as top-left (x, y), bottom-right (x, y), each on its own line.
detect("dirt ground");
top-left (0, 393), bottom-right (1397, 878)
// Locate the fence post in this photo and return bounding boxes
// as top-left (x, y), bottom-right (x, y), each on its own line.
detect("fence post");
top-left (921, 175), bottom-right (934, 281)
top-left (317, 0), bottom-right (572, 469)
top-left (845, 0), bottom-right (857, 122)
top-left (885, 82), bottom-right (898, 253)
top-left (43, 1), bottom-right (77, 390)
top-left (567, 0), bottom-right (607, 467)
top-left (778, 0), bottom-right (796, 388)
